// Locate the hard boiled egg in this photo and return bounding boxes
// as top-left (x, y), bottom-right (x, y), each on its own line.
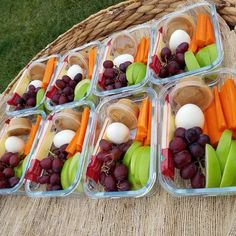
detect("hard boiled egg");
top-left (106, 122), bottom-right (130, 144)
top-left (113, 54), bottom-right (134, 67)
top-left (53, 129), bottom-right (75, 148)
top-left (28, 80), bottom-right (42, 88)
top-left (67, 65), bottom-right (84, 79)
top-left (169, 30), bottom-right (191, 52)
top-left (175, 104), bottom-right (204, 129)
top-left (5, 136), bottom-right (25, 153)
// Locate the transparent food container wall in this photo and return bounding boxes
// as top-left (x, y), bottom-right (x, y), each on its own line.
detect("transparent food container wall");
top-left (0, 109), bottom-right (45, 195)
top-left (158, 68), bottom-right (236, 197)
top-left (150, 1), bottom-right (223, 85)
top-left (93, 24), bottom-right (152, 97)
top-left (84, 88), bottom-right (158, 199)
top-left (6, 55), bottom-right (60, 116)
top-left (45, 42), bottom-right (100, 111)
top-left (25, 101), bottom-right (95, 197)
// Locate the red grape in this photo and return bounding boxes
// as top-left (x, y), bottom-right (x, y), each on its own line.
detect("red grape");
top-left (104, 68), bottom-right (116, 78)
top-left (197, 134), bottom-right (210, 147)
top-left (63, 87), bottom-right (73, 96)
top-left (0, 172), bottom-right (5, 180)
top-left (38, 175), bottom-right (50, 184)
top-left (59, 94), bottom-right (68, 104)
top-left (22, 92), bottom-right (30, 101)
top-left (9, 154), bottom-right (20, 167)
top-left (167, 61), bottom-right (180, 75)
top-left (176, 42), bottom-right (189, 54)
top-left (105, 85), bottom-right (115, 90)
top-left (52, 158), bottom-right (63, 173)
top-left (62, 75), bottom-right (71, 83)
top-left (9, 176), bottom-right (20, 187)
top-left (74, 73), bottom-right (82, 83)
top-left (29, 85), bottom-right (36, 91)
top-left (117, 180), bottom-right (131, 191)
top-left (185, 128), bottom-right (199, 144)
top-left (119, 62), bottom-right (131, 72)
top-left (118, 73), bottom-right (127, 84)
top-left (191, 171), bottom-right (205, 188)
top-left (26, 97), bottom-right (36, 107)
top-left (0, 180), bottom-right (8, 189)
top-left (173, 150), bottom-right (191, 169)
top-left (51, 185), bottom-right (62, 190)
top-left (69, 80), bottom-right (77, 89)
top-left (114, 164), bottom-right (128, 181)
top-left (174, 128), bottom-right (186, 138)
top-left (159, 66), bottom-right (169, 78)
top-left (40, 157), bottom-right (52, 170)
top-left (56, 80), bottom-right (66, 89)
top-left (1, 152), bottom-right (12, 164)
top-left (99, 139), bottom-right (112, 151)
top-left (68, 95), bottom-right (74, 102)
top-left (52, 93), bottom-right (60, 104)
top-left (169, 137), bottom-right (186, 153)
top-left (50, 173), bottom-right (61, 185)
top-left (103, 60), bottom-right (114, 69)
top-left (176, 53), bottom-right (185, 67)
top-left (3, 168), bottom-right (14, 178)
top-left (180, 163), bottom-right (197, 179)
top-left (115, 81), bottom-right (122, 89)
top-left (192, 127), bottom-right (202, 136)
top-left (99, 172), bottom-right (106, 186)
top-left (189, 143), bottom-right (205, 158)
top-left (161, 47), bottom-right (172, 62)
top-left (96, 150), bottom-right (110, 163)
top-left (102, 160), bottom-right (116, 174)
top-left (59, 144), bottom-right (68, 152)
top-left (46, 184), bottom-right (53, 191)
top-left (104, 175), bottom-right (117, 192)
top-left (110, 147), bottom-right (123, 161)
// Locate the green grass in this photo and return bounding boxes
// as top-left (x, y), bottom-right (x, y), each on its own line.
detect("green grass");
top-left (0, 0), bottom-right (122, 92)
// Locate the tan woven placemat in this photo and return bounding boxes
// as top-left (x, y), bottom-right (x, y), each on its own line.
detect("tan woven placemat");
top-left (0, 15), bottom-right (236, 236)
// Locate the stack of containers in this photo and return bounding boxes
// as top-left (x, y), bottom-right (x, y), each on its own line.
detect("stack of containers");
top-left (0, 0), bottom-right (231, 198)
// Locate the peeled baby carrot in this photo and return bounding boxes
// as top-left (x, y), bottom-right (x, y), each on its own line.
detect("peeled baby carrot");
top-left (202, 119), bottom-right (209, 136)
top-left (204, 100), bottom-right (222, 146)
top-left (135, 98), bottom-right (149, 141)
top-left (144, 100), bottom-right (152, 146)
top-left (220, 79), bottom-right (236, 130)
top-left (76, 107), bottom-right (90, 152)
top-left (66, 127), bottom-right (81, 157)
top-left (135, 37), bottom-right (146, 63)
top-left (205, 15), bottom-right (215, 45)
top-left (189, 32), bottom-right (198, 53)
top-left (134, 43), bottom-right (141, 62)
top-left (24, 115), bottom-right (42, 155)
top-left (88, 48), bottom-right (97, 80)
top-left (42, 57), bottom-right (56, 89)
top-left (143, 38), bottom-right (150, 64)
top-left (213, 86), bottom-right (227, 131)
top-left (196, 14), bottom-right (207, 48)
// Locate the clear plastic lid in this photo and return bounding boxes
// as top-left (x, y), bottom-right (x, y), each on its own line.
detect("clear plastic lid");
top-left (83, 88), bottom-right (158, 199)
top-left (0, 108), bottom-right (45, 195)
top-left (93, 24), bottom-right (152, 97)
top-left (158, 68), bottom-right (236, 197)
top-left (6, 55), bottom-right (60, 116)
top-left (25, 100), bottom-right (95, 197)
top-left (150, 1), bottom-right (223, 85)
top-left (45, 41), bottom-right (101, 111)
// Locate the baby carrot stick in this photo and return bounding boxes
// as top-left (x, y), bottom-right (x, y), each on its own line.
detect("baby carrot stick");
top-left (144, 100), bottom-right (152, 146)
top-left (213, 86), bottom-right (227, 131)
top-left (202, 119), bottom-right (208, 136)
top-left (42, 57), bottom-right (56, 89)
top-left (88, 48), bottom-right (96, 80)
top-left (143, 38), bottom-right (150, 65)
top-left (205, 15), bottom-right (215, 45)
top-left (24, 115), bottom-right (42, 155)
top-left (66, 127), bottom-right (80, 157)
top-left (139, 37), bottom-right (146, 63)
top-left (189, 32), bottom-right (198, 53)
top-left (196, 13), bottom-right (207, 48)
top-left (76, 107), bottom-right (90, 152)
top-left (204, 101), bottom-right (222, 146)
top-left (134, 43), bottom-right (140, 62)
top-left (135, 98), bottom-right (149, 141)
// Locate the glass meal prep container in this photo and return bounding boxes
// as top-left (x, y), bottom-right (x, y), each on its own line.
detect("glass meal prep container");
top-left (6, 55), bottom-right (60, 116)
top-left (25, 100), bottom-right (95, 197)
top-left (84, 88), bottom-right (158, 199)
top-left (158, 68), bottom-right (236, 197)
top-left (0, 110), bottom-right (45, 195)
top-left (150, 1), bottom-right (223, 86)
top-left (45, 42), bottom-right (100, 111)
top-left (93, 24), bottom-right (152, 97)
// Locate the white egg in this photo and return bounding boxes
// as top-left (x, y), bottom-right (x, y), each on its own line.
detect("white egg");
top-left (5, 136), bottom-right (25, 153)
top-left (113, 54), bottom-right (134, 67)
top-left (67, 65), bottom-right (84, 79)
top-left (175, 104), bottom-right (204, 129)
top-left (28, 80), bottom-right (42, 88)
top-left (169, 30), bottom-right (191, 52)
top-left (53, 129), bottom-right (75, 148)
top-left (106, 122), bottom-right (130, 144)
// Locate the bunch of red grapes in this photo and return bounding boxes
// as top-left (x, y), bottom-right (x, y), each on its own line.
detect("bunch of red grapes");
top-left (88, 139), bottom-right (132, 192)
top-left (169, 127), bottom-right (210, 188)
top-left (51, 74), bottom-right (82, 106)
top-left (159, 42), bottom-right (189, 78)
top-left (98, 60), bottom-right (130, 91)
top-left (0, 152), bottom-right (22, 188)
top-left (38, 144), bottom-right (68, 191)
top-left (15, 85), bottom-right (40, 111)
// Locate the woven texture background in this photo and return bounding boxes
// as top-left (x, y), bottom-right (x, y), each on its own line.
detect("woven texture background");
top-left (0, 0), bottom-right (236, 235)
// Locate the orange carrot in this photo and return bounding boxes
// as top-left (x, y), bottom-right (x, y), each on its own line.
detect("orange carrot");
top-left (76, 107), bottom-right (90, 152)
top-left (135, 98), bottom-right (149, 142)
top-left (144, 100), bottom-right (152, 146)
top-left (213, 86), bottom-right (227, 131)
top-left (202, 119), bottom-right (209, 136)
top-left (134, 43), bottom-right (141, 62)
top-left (24, 115), bottom-right (42, 155)
top-left (66, 127), bottom-right (81, 157)
top-left (42, 57), bottom-right (56, 89)
top-left (205, 15), bottom-right (215, 45)
top-left (204, 100), bottom-right (222, 146)
top-left (135, 37), bottom-right (146, 63)
top-left (196, 14), bottom-right (207, 48)
top-left (88, 48), bottom-right (97, 80)
top-left (189, 32), bottom-right (198, 53)
top-left (143, 38), bottom-right (150, 64)
top-left (220, 79), bottom-right (236, 130)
